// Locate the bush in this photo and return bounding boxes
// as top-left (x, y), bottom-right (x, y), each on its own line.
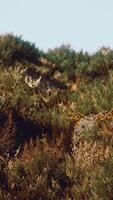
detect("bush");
top-left (7, 138), bottom-right (73, 200)
top-left (89, 51), bottom-right (109, 77)
top-left (75, 51), bottom-right (90, 76)
top-left (46, 45), bottom-right (76, 81)
top-left (76, 61), bottom-right (89, 76)
top-left (76, 49), bottom-right (113, 78)
top-left (0, 33), bottom-right (43, 65)
top-left (75, 51), bottom-right (90, 64)
top-left (93, 156), bottom-right (113, 200)
top-left (69, 71), bottom-right (113, 115)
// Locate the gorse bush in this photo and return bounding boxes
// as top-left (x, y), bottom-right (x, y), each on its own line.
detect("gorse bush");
top-left (76, 48), bottom-right (113, 78)
top-left (46, 46), bottom-right (113, 80)
top-left (0, 33), bottom-right (43, 65)
top-left (75, 51), bottom-right (90, 64)
top-left (46, 45), bottom-right (75, 66)
top-left (75, 51), bottom-right (90, 76)
top-left (69, 71), bottom-right (113, 115)
top-left (46, 45), bottom-right (76, 81)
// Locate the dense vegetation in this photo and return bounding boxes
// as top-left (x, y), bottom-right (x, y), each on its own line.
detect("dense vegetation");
top-left (0, 34), bottom-right (113, 199)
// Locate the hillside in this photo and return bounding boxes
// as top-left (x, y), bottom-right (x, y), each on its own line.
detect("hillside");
top-left (0, 34), bottom-right (113, 199)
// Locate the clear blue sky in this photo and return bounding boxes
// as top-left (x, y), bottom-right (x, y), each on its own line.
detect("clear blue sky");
top-left (0, 0), bottom-right (113, 53)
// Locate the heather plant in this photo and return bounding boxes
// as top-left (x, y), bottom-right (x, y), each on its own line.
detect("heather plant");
top-left (6, 138), bottom-right (73, 200)
top-left (0, 136), bottom-right (112, 200)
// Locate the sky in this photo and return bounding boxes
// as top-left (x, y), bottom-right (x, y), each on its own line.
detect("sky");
top-left (0, 0), bottom-right (113, 53)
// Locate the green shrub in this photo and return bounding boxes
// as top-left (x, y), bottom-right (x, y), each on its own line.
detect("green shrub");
top-left (76, 61), bottom-right (89, 76)
top-left (0, 33), bottom-right (43, 65)
top-left (46, 45), bottom-right (76, 81)
top-left (76, 49), bottom-right (113, 78)
top-left (93, 156), bottom-right (113, 200)
top-left (75, 51), bottom-right (90, 76)
top-left (69, 71), bottom-right (113, 115)
top-left (89, 51), bottom-right (109, 76)
top-left (75, 51), bottom-right (90, 64)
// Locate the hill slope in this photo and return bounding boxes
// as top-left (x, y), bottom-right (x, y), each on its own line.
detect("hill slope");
top-left (0, 34), bottom-right (113, 199)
